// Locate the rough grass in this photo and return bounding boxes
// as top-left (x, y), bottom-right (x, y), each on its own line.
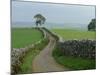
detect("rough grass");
top-left (19, 38), bottom-right (49, 74)
top-left (19, 48), bottom-right (39, 74)
top-left (52, 29), bottom-right (96, 40)
top-left (52, 46), bottom-right (96, 70)
top-left (12, 28), bottom-right (43, 48)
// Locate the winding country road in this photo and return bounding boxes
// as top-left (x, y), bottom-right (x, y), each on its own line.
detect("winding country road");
top-left (32, 29), bottom-right (68, 73)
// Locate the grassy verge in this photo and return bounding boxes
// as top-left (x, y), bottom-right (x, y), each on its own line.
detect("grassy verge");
top-left (19, 38), bottom-right (49, 74)
top-left (52, 46), bottom-right (96, 70)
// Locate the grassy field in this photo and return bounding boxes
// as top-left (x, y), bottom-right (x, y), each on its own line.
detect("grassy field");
top-left (12, 28), bottom-right (43, 48)
top-left (51, 29), bottom-right (96, 40)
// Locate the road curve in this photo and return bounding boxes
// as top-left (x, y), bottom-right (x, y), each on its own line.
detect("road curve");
top-left (32, 29), bottom-right (68, 73)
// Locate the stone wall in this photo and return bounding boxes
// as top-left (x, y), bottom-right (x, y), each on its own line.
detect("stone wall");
top-left (57, 40), bottom-right (96, 59)
top-left (42, 27), bottom-right (59, 41)
top-left (45, 28), bottom-right (96, 59)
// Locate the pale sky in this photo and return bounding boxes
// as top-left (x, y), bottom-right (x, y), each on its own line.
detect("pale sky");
top-left (12, 1), bottom-right (95, 24)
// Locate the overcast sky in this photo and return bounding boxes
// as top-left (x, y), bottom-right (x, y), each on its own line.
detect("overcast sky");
top-left (12, 1), bottom-right (95, 24)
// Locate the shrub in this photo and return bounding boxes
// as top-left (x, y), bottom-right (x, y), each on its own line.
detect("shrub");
top-left (88, 19), bottom-right (96, 31)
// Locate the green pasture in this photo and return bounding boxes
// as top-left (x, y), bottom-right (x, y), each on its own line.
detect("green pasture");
top-left (12, 28), bottom-right (43, 48)
top-left (51, 29), bottom-right (96, 40)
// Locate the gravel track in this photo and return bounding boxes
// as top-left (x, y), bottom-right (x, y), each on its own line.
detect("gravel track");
top-left (32, 29), bottom-right (69, 73)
